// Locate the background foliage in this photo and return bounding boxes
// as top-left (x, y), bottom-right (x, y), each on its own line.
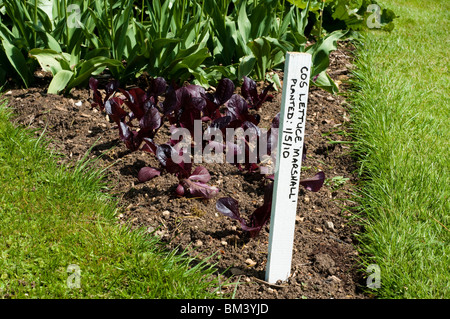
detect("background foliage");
top-left (0, 0), bottom-right (395, 93)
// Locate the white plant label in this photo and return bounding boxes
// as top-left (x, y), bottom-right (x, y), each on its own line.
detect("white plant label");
top-left (266, 52), bottom-right (312, 284)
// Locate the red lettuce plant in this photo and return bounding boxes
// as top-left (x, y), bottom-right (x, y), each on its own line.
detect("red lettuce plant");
top-left (137, 140), bottom-right (219, 199)
top-left (89, 76), bottom-right (323, 206)
top-left (90, 77), bottom-right (165, 152)
top-left (241, 76), bottom-right (273, 111)
top-left (216, 171), bottom-right (325, 238)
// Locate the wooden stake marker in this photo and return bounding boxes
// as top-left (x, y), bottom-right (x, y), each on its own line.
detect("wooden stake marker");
top-left (266, 52), bottom-right (312, 284)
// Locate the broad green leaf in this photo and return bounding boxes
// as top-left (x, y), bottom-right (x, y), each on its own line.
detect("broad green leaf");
top-left (176, 19), bottom-right (198, 47)
top-left (224, 17), bottom-right (238, 64)
top-left (151, 38), bottom-right (181, 52)
top-left (295, 0), bottom-right (311, 37)
top-left (1, 39), bottom-right (31, 87)
top-left (3, 0), bottom-right (33, 47)
top-left (29, 48), bottom-right (68, 75)
top-left (238, 55), bottom-right (256, 80)
top-left (247, 38), bottom-right (271, 80)
top-left (312, 70), bottom-right (339, 94)
top-left (84, 48), bottom-right (110, 61)
top-left (36, 6), bottom-right (52, 32)
top-left (66, 57), bottom-right (123, 91)
top-left (266, 72), bottom-right (282, 91)
top-left (163, 45), bottom-right (208, 75)
top-left (88, 8), bottom-right (111, 48)
top-left (25, 22), bottom-right (62, 52)
top-left (70, 44), bottom-right (81, 70)
top-left (279, 7), bottom-right (294, 37)
top-left (47, 70), bottom-right (74, 94)
top-left (237, 0), bottom-right (251, 45)
top-left (67, 21), bottom-right (85, 54)
top-left (169, 47), bottom-right (210, 76)
top-left (247, 1), bottom-right (277, 39)
top-left (287, 0), bottom-right (324, 11)
top-left (306, 29), bottom-right (348, 76)
top-left (0, 22), bottom-right (15, 42)
top-left (77, 19), bottom-right (100, 49)
top-left (113, 2), bottom-right (132, 61)
top-left (206, 64), bottom-right (238, 82)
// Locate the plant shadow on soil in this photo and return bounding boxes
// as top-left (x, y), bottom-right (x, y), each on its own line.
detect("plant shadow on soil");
top-left (5, 41), bottom-right (372, 299)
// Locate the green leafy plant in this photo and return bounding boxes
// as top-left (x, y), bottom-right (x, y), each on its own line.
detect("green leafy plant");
top-left (1, 0), bottom-right (396, 94)
top-left (324, 175), bottom-right (349, 190)
top-left (288, 0), bottom-right (397, 33)
top-left (29, 48), bottom-right (123, 94)
top-left (0, 0), bottom-right (55, 86)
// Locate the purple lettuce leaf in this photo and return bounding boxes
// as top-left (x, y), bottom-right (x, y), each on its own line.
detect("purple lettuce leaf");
top-left (119, 122), bottom-right (142, 151)
top-left (243, 203), bottom-right (272, 237)
top-left (89, 77), bottom-right (103, 110)
top-left (119, 87), bottom-right (148, 120)
top-left (300, 171), bottom-right (325, 192)
top-left (224, 121), bottom-right (262, 172)
top-left (200, 78), bottom-right (234, 121)
top-left (241, 76), bottom-right (258, 105)
top-left (226, 94), bottom-right (260, 127)
top-left (141, 137), bottom-right (158, 154)
top-left (104, 96), bottom-right (127, 124)
top-left (188, 166), bottom-right (211, 183)
top-left (161, 88), bottom-right (178, 116)
top-left (105, 79), bottom-right (120, 98)
top-left (175, 183), bottom-right (185, 196)
top-left (216, 197), bottom-right (242, 221)
top-left (155, 144), bottom-right (192, 178)
top-left (138, 167), bottom-right (161, 182)
top-left (241, 76), bottom-right (273, 111)
top-left (226, 94), bottom-right (248, 122)
top-left (89, 77), bottom-right (120, 111)
top-left (163, 85), bottom-right (206, 133)
top-left (182, 179), bottom-right (219, 199)
top-left (216, 181), bottom-right (274, 238)
top-left (254, 84), bottom-right (274, 110)
top-left (148, 77), bottom-right (167, 97)
top-left (209, 115), bottom-right (231, 131)
top-left (212, 78), bottom-right (235, 106)
top-left (138, 106), bottom-right (161, 138)
top-left (175, 166), bottom-right (218, 199)
top-left (244, 181), bottom-right (274, 237)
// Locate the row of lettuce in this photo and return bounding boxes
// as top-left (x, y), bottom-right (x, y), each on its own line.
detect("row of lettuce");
top-left (0, 0), bottom-right (395, 93)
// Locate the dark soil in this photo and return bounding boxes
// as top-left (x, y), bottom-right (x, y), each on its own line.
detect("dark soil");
top-left (5, 41), bottom-right (369, 299)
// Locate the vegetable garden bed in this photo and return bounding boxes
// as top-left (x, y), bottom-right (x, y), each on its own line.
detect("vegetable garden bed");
top-left (5, 40), bottom-right (367, 299)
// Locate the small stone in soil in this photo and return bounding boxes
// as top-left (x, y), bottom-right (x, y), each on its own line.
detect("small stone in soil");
top-left (245, 258), bottom-right (257, 267)
top-left (326, 221), bottom-right (335, 231)
top-left (195, 240), bottom-right (203, 247)
top-left (155, 230), bottom-right (166, 237)
top-left (296, 215), bottom-right (304, 223)
top-left (162, 210), bottom-right (170, 218)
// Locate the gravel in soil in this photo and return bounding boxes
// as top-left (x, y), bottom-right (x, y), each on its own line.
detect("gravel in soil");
top-left (5, 41), bottom-right (369, 299)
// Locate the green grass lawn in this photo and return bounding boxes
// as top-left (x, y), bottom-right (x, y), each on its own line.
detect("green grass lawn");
top-left (350, 0), bottom-right (449, 298)
top-left (0, 102), bottom-right (223, 299)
